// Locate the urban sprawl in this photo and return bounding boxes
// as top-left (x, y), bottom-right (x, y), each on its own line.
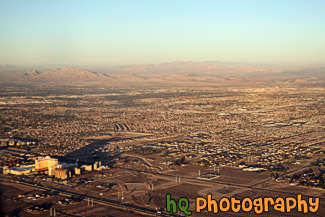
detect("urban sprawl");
top-left (0, 85), bottom-right (324, 216)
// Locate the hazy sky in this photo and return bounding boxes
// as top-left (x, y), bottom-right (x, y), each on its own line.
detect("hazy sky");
top-left (0, 0), bottom-right (324, 66)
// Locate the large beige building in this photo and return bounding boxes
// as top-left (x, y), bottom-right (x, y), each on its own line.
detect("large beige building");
top-left (35, 156), bottom-right (58, 171)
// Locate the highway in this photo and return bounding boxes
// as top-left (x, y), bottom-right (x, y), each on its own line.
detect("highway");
top-left (122, 154), bottom-right (153, 167)
top-left (2, 164), bottom-right (324, 217)
top-left (0, 175), bottom-right (179, 217)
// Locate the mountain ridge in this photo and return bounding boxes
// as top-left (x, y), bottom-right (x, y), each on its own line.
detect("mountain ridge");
top-left (0, 61), bottom-right (324, 86)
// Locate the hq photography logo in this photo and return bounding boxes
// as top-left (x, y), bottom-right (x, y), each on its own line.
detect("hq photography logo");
top-left (166, 194), bottom-right (320, 215)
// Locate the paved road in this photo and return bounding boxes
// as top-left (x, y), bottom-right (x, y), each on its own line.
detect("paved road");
top-left (122, 154), bottom-right (153, 167)
top-left (0, 176), bottom-right (179, 217)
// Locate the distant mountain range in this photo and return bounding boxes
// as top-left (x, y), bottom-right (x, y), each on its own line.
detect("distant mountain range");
top-left (0, 61), bottom-right (324, 86)
top-left (32, 67), bottom-right (109, 82)
top-left (0, 67), bottom-right (109, 84)
top-left (105, 61), bottom-right (282, 75)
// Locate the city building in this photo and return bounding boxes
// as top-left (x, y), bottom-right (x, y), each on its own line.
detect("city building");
top-left (54, 168), bottom-right (69, 180)
top-left (75, 167), bottom-right (81, 175)
top-left (81, 164), bottom-right (92, 172)
top-left (1, 166), bottom-right (9, 175)
top-left (48, 165), bottom-right (60, 176)
top-left (35, 156), bottom-right (58, 171)
top-left (8, 165), bottom-right (35, 175)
